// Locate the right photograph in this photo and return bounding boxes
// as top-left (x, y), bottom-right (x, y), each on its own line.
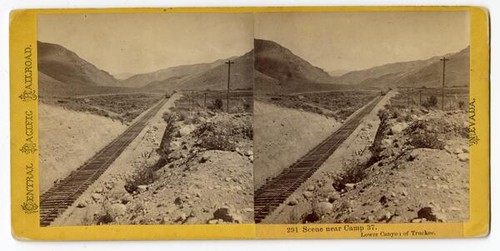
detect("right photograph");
top-left (253, 11), bottom-right (470, 224)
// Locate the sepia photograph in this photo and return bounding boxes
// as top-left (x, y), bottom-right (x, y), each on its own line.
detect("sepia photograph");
top-left (253, 11), bottom-right (470, 224)
top-left (37, 13), bottom-right (254, 226)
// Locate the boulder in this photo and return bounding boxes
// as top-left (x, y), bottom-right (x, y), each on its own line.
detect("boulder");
top-left (200, 152), bottom-right (211, 163)
top-left (137, 185), bottom-right (148, 193)
top-left (178, 124), bottom-right (196, 137)
top-left (175, 212), bottom-right (188, 223)
top-left (170, 141), bottom-right (182, 150)
top-left (314, 202), bottom-right (333, 216)
top-left (108, 203), bottom-right (127, 218)
top-left (303, 191), bottom-right (314, 199)
top-left (417, 207), bottom-right (444, 222)
top-left (390, 122), bottom-right (408, 134)
top-left (212, 206), bottom-right (243, 223)
top-left (328, 192), bottom-right (341, 203)
top-left (458, 153), bottom-right (469, 162)
top-left (77, 200), bottom-right (88, 208)
top-left (381, 139), bottom-right (393, 148)
top-left (344, 183), bottom-right (356, 191)
top-left (306, 185), bottom-right (316, 191)
top-left (287, 197), bottom-right (298, 206)
top-left (91, 193), bottom-right (103, 202)
top-left (168, 151), bottom-right (183, 161)
top-left (453, 148), bottom-right (463, 154)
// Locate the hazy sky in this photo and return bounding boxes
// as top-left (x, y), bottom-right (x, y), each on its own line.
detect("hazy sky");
top-left (255, 11), bottom-right (470, 71)
top-left (38, 13), bottom-right (254, 75)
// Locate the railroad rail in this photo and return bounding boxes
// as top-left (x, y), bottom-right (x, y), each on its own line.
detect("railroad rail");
top-left (254, 95), bottom-right (384, 223)
top-left (39, 98), bottom-right (169, 227)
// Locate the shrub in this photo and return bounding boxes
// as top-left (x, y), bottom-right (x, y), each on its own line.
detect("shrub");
top-left (97, 212), bottom-right (114, 225)
top-left (243, 102), bottom-right (252, 112)
top-left (458, 101), bottom-right (466, 110)
top-left (408, 132), bottom-right (445, 150)
top-left (124, 167), bottom-right (158, 194)
top-left (331, 160), bottom-right (367, 192)
top-left (196, 135), bottom-right (236, 151)
top-left (423, 95), bottom-right (438, 108)
top-left (212, 98), bottom-right (223, 111)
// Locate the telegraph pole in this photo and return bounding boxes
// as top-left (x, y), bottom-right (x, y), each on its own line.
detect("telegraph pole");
top-left (225, 60), bottom-right (234, 113)
top-left (440, 57), bottom-right (449, 110)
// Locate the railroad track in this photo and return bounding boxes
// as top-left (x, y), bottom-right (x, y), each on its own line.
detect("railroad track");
top-left (254, 95), bottom-right (384, 223)
top-left (39, 98), bottom-right (168, 227)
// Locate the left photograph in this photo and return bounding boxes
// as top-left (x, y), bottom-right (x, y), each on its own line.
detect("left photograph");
top-left (37, 13), bottom-right (254, 226)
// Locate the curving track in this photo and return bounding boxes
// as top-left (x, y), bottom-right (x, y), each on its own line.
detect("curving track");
top-left (254, 95), bottom-right (384, 223)
top-left (39, 98), bottom-right (168, 227)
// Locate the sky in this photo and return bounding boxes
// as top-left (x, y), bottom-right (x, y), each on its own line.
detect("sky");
top-left (38, 13), bottom-right (254, 76)
top-left (255, 11), bottom-right (470, 72)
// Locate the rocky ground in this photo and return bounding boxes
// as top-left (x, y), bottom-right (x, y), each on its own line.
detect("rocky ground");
top-left (53, 94), bottom-right (253, 226)
top-left (266, 93), bottom-right (469, 224)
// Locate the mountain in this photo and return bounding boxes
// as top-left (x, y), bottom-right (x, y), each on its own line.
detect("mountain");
top-left (113, 72), bottom-right (135, 80)
top-left (38, 71), bottom-right (140, 97)
top-left (328, 70), bottom-right (350, 77)
top-left (120, 59), bottom-right (228, 89)
top-left (142, 51), bottom-right (253, 91)
top-left (336, 46), bottom-right (469, 89)
top-left (37, 41), bottom-right (119, 87)
top-left (254, 39), bottom-right (334, 84)
top-left (334, 58), bottom-right (439, 86)
top-left (178, 51), bottom-right (253, 90)
top-left (389, 46), bottom-right (470, 88)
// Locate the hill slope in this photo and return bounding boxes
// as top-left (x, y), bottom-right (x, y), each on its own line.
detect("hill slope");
top-left (392, 46), bottom-right (470, 88)
top-left (120, 59), bottom-right (228, 89)
top-left (254, 39), bottom-right (333, 84)
top-left (38, 41), bottom-right (119, 87)
top-left (336, 46), bottom-right (470, 89)
top-left (144, 52), bottom-right (253, 91)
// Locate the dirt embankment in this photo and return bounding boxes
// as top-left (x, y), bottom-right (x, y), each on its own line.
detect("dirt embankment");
top-left (39, 103), bottom-right (127, 193)
top-left (254, 100), bottom-right (339, 188)
top-left (280, 101), bottom-right (469, 224)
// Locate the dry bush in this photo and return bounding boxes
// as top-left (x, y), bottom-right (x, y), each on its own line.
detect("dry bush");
top-left (124, 167), bottom-right (158, 194)
top-left (331, 160), bottom-right (367, 192)
top-left (208, 98), bottom-right (223, 111)
top-left (96, 212), bottom-right (114, 225)
top-left (423, 95), bottom-right (438, 108)
top-left (408, 133), bottom-right (445, 150)
top-left (196, 135), bottom-right (236, 151)
top-left (404, 120), bottom-right (445, 149)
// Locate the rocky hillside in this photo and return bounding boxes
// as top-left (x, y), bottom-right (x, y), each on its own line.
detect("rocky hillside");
top-left (282, 99), bottom-right (470, 224)
top-left (335, 46), bottom-right (470, 89)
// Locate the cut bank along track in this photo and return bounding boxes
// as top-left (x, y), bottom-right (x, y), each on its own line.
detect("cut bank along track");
top-left (39, 98), bottom-right (168, 227)
top-left (254, 95), bottom-right (384, 223)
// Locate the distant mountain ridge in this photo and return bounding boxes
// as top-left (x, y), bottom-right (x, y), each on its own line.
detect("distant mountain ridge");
top-left (143, 51), bottom-right (253, 91)
top-left (38, 40), bottom-right (469, 97)
top-left (37, 41), bottom-right (253, 95)
top-left (334, 46), bottom-right (469, 88)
